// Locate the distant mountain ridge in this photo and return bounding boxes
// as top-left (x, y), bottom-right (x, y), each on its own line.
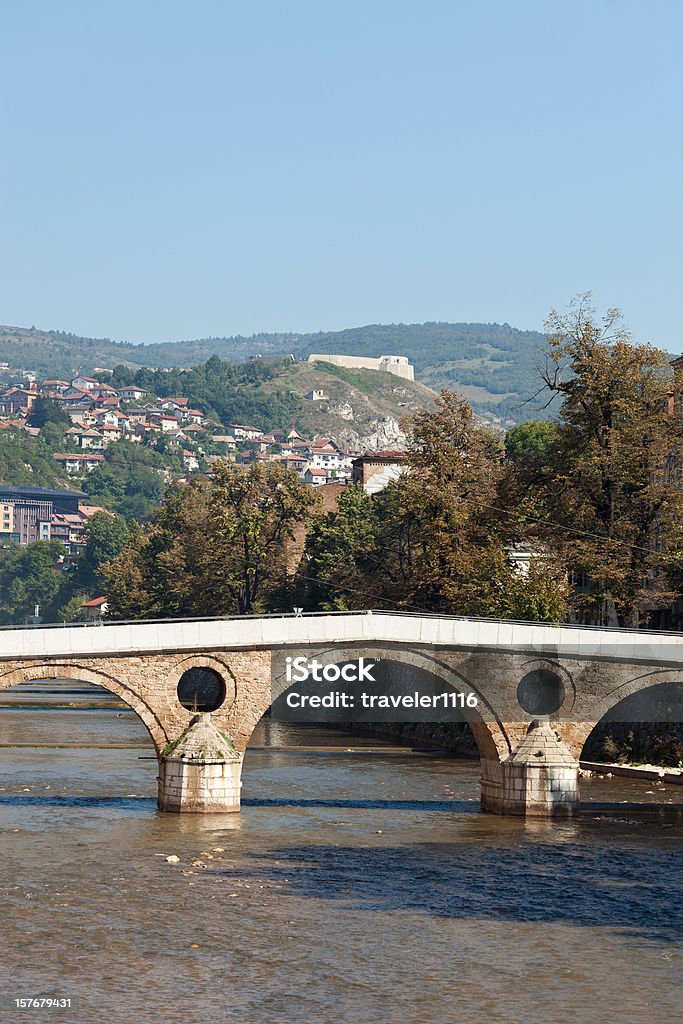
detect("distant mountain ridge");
top-left (0, 320), bottom-right (553, 423)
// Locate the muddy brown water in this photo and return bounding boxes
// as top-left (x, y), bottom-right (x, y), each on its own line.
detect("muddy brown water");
top-left (0, 682), bottom-right (681, 1024)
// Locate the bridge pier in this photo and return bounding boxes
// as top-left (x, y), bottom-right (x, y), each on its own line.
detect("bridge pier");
top-left (157, 714), bottom-right (243, 813)
top-left (481, 720), bottom-right (580, 817)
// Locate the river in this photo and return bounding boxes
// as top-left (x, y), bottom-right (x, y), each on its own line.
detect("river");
top-left (0, 682), bottom-right (681, 1024)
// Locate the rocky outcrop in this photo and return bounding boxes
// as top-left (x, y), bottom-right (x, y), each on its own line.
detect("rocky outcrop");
top-left (355, 416), bottom-right (407, 450)
top-left (330, 401), bottom-right (354, 421)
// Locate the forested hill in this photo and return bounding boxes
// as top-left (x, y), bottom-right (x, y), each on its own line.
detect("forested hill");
top-left (0, 321), bottom-right (553, 423)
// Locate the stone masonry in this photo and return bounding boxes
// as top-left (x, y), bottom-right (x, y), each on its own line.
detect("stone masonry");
top-left (0, 613), bottom-right (679, 817)
top-left (158, 714), bottom-right (242, 813)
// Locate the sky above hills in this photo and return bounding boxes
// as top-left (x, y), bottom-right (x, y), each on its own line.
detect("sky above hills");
top-left (1, 1), bottom-right (681, 349)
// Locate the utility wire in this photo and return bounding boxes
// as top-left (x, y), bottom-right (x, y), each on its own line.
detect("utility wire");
top-left (455, 495), bottom-right (664, 557)
top-left (288, 569), bottom-right (435, 616)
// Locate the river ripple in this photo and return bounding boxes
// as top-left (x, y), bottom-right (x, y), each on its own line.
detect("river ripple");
top-left (0, 683), bottom-right (681, 1024)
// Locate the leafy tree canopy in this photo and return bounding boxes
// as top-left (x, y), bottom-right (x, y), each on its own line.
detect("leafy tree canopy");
top-left (111, 356), bottom-right (302, 433)
top-left (104, 462), bottom-right (321, 618)
top-left (27, 396), bottom-right (71, 429)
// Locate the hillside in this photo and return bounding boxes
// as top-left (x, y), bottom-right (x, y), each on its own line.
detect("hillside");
top-left (262, 361), bottom-right (438, 448)
top-left (111, 357), bottom-right (439, 449)
top-left (0, 321), bottom-right (560, 424)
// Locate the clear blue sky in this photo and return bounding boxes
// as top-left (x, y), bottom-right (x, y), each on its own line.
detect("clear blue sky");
top-left (1, 0), bottom-right (681, 347)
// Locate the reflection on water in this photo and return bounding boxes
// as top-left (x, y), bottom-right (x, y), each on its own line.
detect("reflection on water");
top-left (0, 682), bottom-right (681, 1024)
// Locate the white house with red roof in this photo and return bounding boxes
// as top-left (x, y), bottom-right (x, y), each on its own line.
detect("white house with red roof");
top-left (71, 376), bottom-right (103, 391)
top-left (81, 596), bottom-right (108, 620)
top-left (303, 467), bottom-right (328, 486)
top-left (160, 397), bottom-right (189, 411)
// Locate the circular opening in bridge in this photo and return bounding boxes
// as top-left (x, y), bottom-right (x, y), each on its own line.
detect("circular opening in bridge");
top-left (517, 669), bottom-right (565, 716)
top-left (177, 668), bottom-right (226, 712)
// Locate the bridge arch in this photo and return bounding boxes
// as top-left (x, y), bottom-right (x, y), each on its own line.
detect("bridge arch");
top-left (575, 669), bottom-right (683, 763)
top-left (235, 643), bottom-right (512, 762)
top-left (0, 662), bottom-right (168, 756)
top-left (586, 667), bottom-right (683, 723)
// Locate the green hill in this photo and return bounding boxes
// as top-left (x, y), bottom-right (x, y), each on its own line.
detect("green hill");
top-left (111, 357), bottom-right (439, 449)
top-left (0, 321), bottom-right (559, 424)
top-left (263, 361), bottom-right (438, 448)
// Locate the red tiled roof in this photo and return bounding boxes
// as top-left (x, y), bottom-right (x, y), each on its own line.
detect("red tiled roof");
top-left (53, 453), bottom-right (105, 462)
top-left (78, 505), bottom-right (109, 518)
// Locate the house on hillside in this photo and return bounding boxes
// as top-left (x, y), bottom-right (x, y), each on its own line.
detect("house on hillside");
top-left (303, 467), bottom-right (328, 486)
top-left (125, 408), bottom-right (148, 424)
top-left (95, 409), bottom-right (126, 428)
top-left (277, 453), bottom-right (310, 474)
top-left (39, 380), bottom-right (70, 395)
top-left (184, 408), bottom-right (205, 425)
top-left (98, 424), bottom-right (122, 443)
top-left (0, 388), bottom-right (38, 416)
top-left (226, 423), bottom-right (262, 441)
top-left (53, 453), bottom-right (106, 474)
top-left (307, 439), bottom-right (351, 475)
top-left (211, 435), bottom-right (237, 451)
top-left (71, 376), bottom-right (103, 391)
top-left (70, 427), bottom-right (105, 450)
top-left (92, 395), bottom-right (120, 411)
top-left (160, 397), bottom-right (189, 411)
top-left (60, 387), bottom-right (94, 409)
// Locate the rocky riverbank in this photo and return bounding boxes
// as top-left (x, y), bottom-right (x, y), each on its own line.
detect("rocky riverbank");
top-left (341, 721), bottom-right (683, 768)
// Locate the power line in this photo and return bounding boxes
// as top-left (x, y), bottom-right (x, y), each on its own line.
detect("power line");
top-left (456, 495), bottom-right (663, 557)
top-left (288, 569), bottom-right (435, 616)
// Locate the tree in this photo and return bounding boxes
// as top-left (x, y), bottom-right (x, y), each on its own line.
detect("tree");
top-left (0, 430), bottom-right (68, 488)
top-left (76, 511), bottom-right (129, 593)
top-left (530, 294), bottom-right (683, 626)
top-left (85, 440), bottom-right (182, 520)
top-left (505, 420), bottom-right (559, 476)
top-left (104, 462), bottom-right (321, 618)
top-left (305, 391), bottom-right (569, 620)
top-left (374, 392), bottom-right (514, 614)
top-left (208, 461), bottom-right (321, 613)
top-left (0, 541), bottom-right (72, 624)
top-left (305, 484), bottom-right (380, 609)
top-left (99, 522), bottom-right (150, 619)
top-left (27, 396), bottom-right (71, 429)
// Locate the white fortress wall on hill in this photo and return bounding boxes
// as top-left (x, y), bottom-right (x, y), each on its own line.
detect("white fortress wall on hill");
top-left (307, 353), bottom-right (415, 381)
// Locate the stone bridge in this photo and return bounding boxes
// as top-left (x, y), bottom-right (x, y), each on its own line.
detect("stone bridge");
top-left (1, 611), bottom-right (681, 817)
